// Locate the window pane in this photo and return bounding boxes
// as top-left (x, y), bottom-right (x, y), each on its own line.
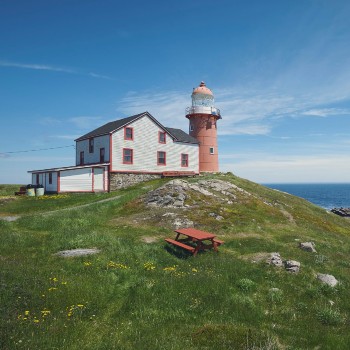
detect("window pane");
top-left (123, 149), bottom-right (133, 163)
top-left (158, 151), bottom-right (166, 165)
top-left (159, 132), bottom-right (166, 143)
top-left (125, 128), bottom-right (133, 139)
top-left (181, 154), bottom-right (188, 167)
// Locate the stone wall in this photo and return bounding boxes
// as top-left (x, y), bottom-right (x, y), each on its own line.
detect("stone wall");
top-left (109, 173), bottom-right (162, 190)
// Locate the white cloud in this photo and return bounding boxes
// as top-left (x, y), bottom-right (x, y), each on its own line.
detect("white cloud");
top-left (301, 108), bottom-right (350, 117)
top-left (88, 72), bottom-right (113, 80)
top-left (49, 135), bottom-right (80, 140)
top-left (38, 117), bottom-right (62, 126)
top-left (69, 116), bottom-right (106, 130)
top-left (220, 154), bottom-right (350, 183)
top-left (0, 60), bottom-right (75, 73)
top-left (0, 60), bottom-right (112, 80)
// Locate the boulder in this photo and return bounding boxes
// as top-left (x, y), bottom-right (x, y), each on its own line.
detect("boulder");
top-left (267, 252), bottom-right (283, 267)
top-left (317, 273), bottom-right (338, 287)
top-left (299, 242), bottom-right (316, 253)
top-left (284, 260), bottom-right (301, 273)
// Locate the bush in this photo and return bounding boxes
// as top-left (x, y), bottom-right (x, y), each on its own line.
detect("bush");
top-left (317, 306), bottom-right (344, 325)
top-left (267, 288), bottom-right (283, 303)
top-left (237, 278), bottom-right (256, 292)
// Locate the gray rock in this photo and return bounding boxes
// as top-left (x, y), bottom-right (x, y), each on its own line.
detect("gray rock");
top-left (0, 216), bottom-right (20, 222)
top-left (300, 242), bottom-right (316, 253)
top-left (267, 252), bottom-right (283, 267)
top-left (172, 218), bottom-right (194, 229)
top-left (216, 215), bottom-right (224, 221)
top-left (285, 260), bottom-right (301, 273)
top-left (162, 212), bottom-right (177, 217)
top-left (317, 273), bottom-right (338, 287)
top-left (55, 248), bottom-right (100, 257)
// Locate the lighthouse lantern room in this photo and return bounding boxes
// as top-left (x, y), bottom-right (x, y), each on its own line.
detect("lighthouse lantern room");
top-left (186, 81), bottom-right (221, 172)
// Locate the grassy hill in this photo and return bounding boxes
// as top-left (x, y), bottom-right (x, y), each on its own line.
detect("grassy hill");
top-left (1, 174), bottom-right (350, 350)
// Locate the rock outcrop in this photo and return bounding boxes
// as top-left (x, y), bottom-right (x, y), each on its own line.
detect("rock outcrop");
top-left (284, 260), bottom-right (301, 273)
top-left (317, 273), bottom-right (338, 287)
top-left (299, 242), bottom-right (316, 253)
top-left (267, 252), bottom-right (283, 267)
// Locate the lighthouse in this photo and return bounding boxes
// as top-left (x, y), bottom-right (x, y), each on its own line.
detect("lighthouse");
top-left (186, 81), bottom-right (221, 172)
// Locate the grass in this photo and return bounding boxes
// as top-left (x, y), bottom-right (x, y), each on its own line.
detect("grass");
top-left (1, 174), bottom-right (350, 349)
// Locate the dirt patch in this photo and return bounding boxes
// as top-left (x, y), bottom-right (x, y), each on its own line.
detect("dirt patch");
top-left (141, 236), bottom-right (159, 244)
top-left (231, 232), bottom-right (262, 239)
top-left (0, 196), bottom-right (17, 205)
top-left (240, 252), bottom-right (271, 263)
top-left (0, 216), bottom-right (20, 222)
top-left (54, 248), bottom-right (100, 257)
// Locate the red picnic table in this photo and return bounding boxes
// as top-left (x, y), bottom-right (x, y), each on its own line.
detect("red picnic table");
top-left (165, 228), bottom-right (224, 256)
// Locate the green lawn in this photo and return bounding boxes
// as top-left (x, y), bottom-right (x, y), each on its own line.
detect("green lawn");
top-left (1, 175), bottom-right (350, 349)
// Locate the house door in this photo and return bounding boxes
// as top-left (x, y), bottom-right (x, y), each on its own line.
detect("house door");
top-left (94, 168), bottom-right (104, 191)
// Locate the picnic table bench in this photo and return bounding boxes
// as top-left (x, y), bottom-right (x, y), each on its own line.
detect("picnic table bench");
top-left (165, 228), bottom-right (224, 256)
top-left (15, 186), bottom-right (27, 196)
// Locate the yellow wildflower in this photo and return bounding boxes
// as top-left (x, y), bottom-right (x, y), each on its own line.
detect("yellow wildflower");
top-left (24, 311), bottom-right (30, 316)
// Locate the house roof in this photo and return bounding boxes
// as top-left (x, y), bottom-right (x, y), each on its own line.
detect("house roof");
top-left (75, 111), bottom-right (199, 144)
top-left (28, 163), bottom-right (109, 173)
top-left (164, 127), bottom-right (199, 144)
top-left (75, 112), bottom-right (146, 141)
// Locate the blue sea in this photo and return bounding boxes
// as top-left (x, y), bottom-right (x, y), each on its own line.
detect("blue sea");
top-left (263, 183), bottom-right (350, 210)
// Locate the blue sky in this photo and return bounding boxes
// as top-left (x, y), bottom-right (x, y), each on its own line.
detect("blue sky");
top-left (1, 0), bottom-right (350, 184)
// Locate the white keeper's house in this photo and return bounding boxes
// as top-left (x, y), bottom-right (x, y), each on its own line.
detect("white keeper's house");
top-left (28, 82), bottom-right (221, 193)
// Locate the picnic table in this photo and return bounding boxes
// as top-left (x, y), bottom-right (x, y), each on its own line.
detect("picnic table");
top-left (165, 228), bottom-right (224, 256)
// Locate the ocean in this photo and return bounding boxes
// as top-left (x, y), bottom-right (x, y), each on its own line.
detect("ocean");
top-left (263, 183), bottom-right (350, 210)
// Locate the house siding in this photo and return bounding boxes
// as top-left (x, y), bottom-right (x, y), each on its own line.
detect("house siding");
top-left (60, 168), bottom-right (93, 192)
top-left (76, 134), bottom-right (110, 165)
top-left (45, 172), bottom-right (58, 192)
top-left (111, 116), bottom-right (199, 173)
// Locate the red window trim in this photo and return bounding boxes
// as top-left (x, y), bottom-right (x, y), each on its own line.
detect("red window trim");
top-left (100, 148), bottom-right (105, 163)
top-left (158, 131), bottom-right (166, 144)
top-left (80, 151), bottom-right (84, 165)
top-left (181, 153), bottom-right (189, 167)
top-left (123, 148), bottom-right (133, 164)
top-left (89, 138), bottom-right (94, 153)
top-left (124, 127), bottom-right (134, 141)
top-left (157, 151), bottom-right (166, 166)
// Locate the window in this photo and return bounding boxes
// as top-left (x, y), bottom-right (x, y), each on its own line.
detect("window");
top-left (159, 131), bottom-right (166, 144)
top-left (209, 147), bottom-right (214, 155)
top-left (190, 124), bottom-right (194, 132)
top-left (36, 174), bottom-right (39, 185)
top-left (100, 148), bottom-right (105, 163)
top-left (89, 138), bottom-right (94, 153)
top-left (157, 151), bottom-right (166, 166)
top-left (124, 127), bottom-right (133, 140)
top-left (123, 148), bottom-right (133, 164)
top-left (80, 151), bottom-right (84, 165)
top-left (181, 154), bottom-right (189, 167)
top-left (49, 172), bottom-right (52, 184)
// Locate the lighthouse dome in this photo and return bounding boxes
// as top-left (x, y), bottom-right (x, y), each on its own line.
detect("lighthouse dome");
top-left (192, 81), bottom-right (213, 96)
top-left (191, 81), bottom-right (214, 107)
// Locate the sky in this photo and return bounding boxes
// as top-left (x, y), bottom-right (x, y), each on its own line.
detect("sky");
top-left (1, 0), bottom-right (350, 184)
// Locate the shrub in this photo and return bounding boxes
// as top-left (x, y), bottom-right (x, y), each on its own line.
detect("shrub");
top-left (237, 278), bottom-right (256, 292)
top-left (267, 288), bottom-right (283, 303)
top-left (317, 306), bottom-right (344, 325)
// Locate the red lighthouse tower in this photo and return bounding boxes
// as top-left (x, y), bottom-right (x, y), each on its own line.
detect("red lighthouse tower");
top-left (186, 81), bottom-right (221, 172)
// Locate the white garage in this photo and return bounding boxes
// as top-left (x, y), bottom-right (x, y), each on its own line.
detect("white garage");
top-left (28, 164), bottom-right (109, 193)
